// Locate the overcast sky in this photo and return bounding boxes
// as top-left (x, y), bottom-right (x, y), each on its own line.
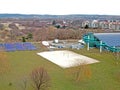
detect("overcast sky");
top-left (0, 0), bottom-right (120, 15)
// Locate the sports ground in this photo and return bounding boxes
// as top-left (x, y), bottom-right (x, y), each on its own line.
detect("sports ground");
top-left (37, 50), bottom-right (99, 68)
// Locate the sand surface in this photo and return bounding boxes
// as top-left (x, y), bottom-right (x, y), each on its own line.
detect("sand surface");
top-left (37, 50), bottom-right (99, 68)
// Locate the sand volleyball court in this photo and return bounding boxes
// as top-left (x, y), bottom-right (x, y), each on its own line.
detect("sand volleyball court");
top-left (37, 50), bottom-right (99, 68)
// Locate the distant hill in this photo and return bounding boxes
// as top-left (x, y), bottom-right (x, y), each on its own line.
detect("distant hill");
top-left (0, 14), bottom-right (120, 20)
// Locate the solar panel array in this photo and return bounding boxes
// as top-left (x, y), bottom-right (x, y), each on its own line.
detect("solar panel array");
top-left (94, 33), bottom-right (120, 47)
top-left (0, 42), bottom-right (37, 52)
top-left (0, 43), bottom-right (4, 51)
top-left (15, 43), bottom-right (26, 51)
top-left (4, 43), bottom-right (16, 51)
top-left (23, 42), bottom-right (37, 50)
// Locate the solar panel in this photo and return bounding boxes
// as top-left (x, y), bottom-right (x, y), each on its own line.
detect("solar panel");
top-left (14, 43), bottom-right (26, 50)
top-left (94, 33), bottom-right (120, 47)
top-left (4, 43), bottom-right (16, 51)
top-left (0, 43), bottom-right (3, 47)
top-left (23, 42), bottom-right (37, 50)
top-left (0, 43), bottom-right (4, 51)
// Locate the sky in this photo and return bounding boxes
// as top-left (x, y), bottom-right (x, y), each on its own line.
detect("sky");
top-left (0, 0), bottom-right (120, 15)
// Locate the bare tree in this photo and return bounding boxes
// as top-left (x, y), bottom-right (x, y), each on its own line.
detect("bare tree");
top-left (30, 67), bottom-right (50, 90)
top-left (65, 62), bottom-right (91, 82)
top-left (115, 52), bottom-right (120, 60)
top-left (0, 51), bottom-right (10, 74)
top-left (19, 76), bottom-right (28, 90)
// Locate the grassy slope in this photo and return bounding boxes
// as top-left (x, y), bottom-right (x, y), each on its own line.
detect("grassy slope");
top-left (0, 48), bottom-right (120, 90)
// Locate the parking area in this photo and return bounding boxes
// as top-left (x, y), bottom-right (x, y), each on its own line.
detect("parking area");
top-left (47, 39), bottom-right (84, 49)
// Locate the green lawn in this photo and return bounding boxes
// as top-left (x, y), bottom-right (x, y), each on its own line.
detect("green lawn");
top-left (0, 48), bottom-right (120, 90)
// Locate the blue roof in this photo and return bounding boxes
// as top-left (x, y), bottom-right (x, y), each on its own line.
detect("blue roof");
top-left (94, 33), bottom-right (120, 47)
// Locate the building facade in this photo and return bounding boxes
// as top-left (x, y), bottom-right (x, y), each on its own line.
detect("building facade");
top-left (82, 20), bottom-right (120, 30)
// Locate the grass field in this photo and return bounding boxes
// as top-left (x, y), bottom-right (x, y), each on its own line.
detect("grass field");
top-left (0, 48), bottom-right (120, 90)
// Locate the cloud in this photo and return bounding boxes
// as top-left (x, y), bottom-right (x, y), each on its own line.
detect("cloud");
top-left (0, 0), bottom-right (119, 15)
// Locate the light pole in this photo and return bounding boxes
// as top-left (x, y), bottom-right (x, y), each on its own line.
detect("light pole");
top-left (100, 41), bottom-right (102, 53)
top-left (87, 35), bottom-right (90, 51)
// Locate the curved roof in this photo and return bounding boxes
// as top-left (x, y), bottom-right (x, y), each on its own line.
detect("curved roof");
top-left (94, 33), bottom-right (120, 47)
